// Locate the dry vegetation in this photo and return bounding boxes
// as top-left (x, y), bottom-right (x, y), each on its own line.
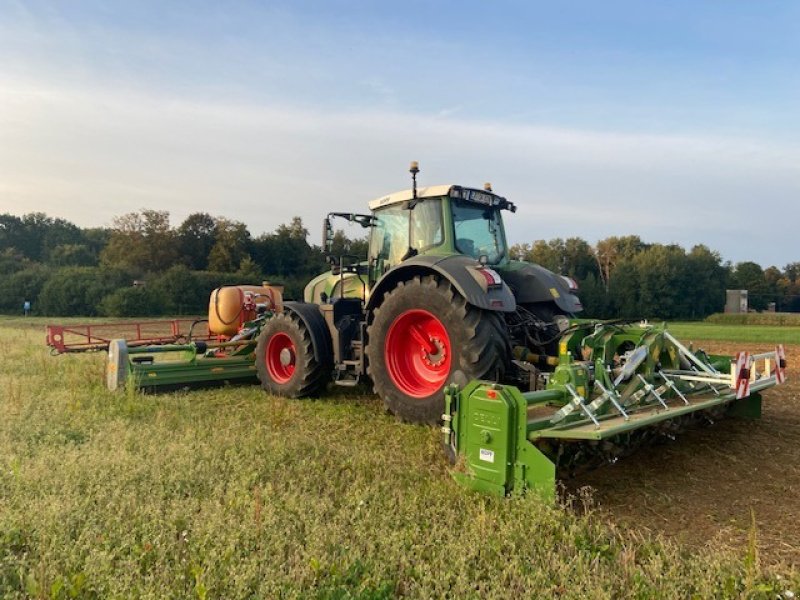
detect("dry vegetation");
top-left (1, 317), bottom-right (798, 598)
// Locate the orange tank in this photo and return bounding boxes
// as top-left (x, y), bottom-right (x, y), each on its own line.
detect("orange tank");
top-left (207, 284), bottom-right (284, 337)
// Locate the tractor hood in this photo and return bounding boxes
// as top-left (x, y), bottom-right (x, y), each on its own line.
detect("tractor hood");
top-left (497, 261), bottom-right (584, 314)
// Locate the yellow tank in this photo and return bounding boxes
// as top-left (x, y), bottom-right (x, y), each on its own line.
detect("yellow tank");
top-left (208, 284), bottom-right (284, 337)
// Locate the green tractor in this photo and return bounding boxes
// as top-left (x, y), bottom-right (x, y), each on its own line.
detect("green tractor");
top-left (255, 162), bottom-right (582, 423)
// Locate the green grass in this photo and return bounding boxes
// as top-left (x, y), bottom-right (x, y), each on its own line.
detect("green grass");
top-left (667, 321), bottom-right (800, 345)
top-left (1, 319), bottom-right (797, 598)
top-left (705, 312), bottom-right (800, 327)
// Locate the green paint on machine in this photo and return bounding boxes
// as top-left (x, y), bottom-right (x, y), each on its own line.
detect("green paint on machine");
top-left (443, 321), bottom-right (784, 499)
top-left (446, 382), bottom-right (556, 499)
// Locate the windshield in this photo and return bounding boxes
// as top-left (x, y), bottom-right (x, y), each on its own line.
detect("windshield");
top-left (452, 200), bottom-right (507, 264)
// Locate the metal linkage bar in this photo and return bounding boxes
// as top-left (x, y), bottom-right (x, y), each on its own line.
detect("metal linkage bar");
top-left (551, 384), bottom-right (599, 427)
top-left (658, 372), bottom-right (689, 405)
top-left (592, 379), bottom-right (629, 420)
top-left (660, 370), bottom-right (731, 386)
top-left (663, 331), bottom-right (718, 375)
top-left (637, 374), bottom-right (668, 409)
top-left (683, 366), bottom-right (723, 396)
top-left (566, 383), bottom-right (600, 427)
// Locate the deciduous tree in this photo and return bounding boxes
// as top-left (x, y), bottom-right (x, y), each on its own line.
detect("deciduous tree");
top-left (101, 210), bottom-right (178, 274)
top-left (208, 218), bottom-right (251, 272)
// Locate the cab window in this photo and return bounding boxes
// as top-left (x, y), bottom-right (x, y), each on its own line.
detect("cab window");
top-left (410, 198), bottom-right (443, 251)
top-left (369, 205), bottom-right (408, 268)
top-left (369, 198), bottom-right (444, 268)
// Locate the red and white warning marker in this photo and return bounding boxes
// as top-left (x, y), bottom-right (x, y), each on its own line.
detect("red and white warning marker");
top-left (775, 344), bottom-right (787, 385)
top-left (734, 351), bottom-right (752, 399)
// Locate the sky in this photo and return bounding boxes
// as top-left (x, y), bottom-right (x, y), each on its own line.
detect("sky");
top-left (1, 1), bottom-right (798, 267)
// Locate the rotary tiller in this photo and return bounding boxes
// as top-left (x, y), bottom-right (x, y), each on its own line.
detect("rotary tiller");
top-left (442, 320), bottom-right (787, 498)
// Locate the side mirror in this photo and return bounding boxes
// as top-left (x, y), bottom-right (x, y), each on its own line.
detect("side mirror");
top-left (322, 217), bottom-right (334, 254)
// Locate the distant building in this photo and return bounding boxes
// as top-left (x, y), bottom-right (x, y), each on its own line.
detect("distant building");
top-left (725, 289), bottom-right (748, 313)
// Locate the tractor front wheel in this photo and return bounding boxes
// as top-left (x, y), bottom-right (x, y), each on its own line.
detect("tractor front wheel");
top-left (256, 312), bottom-right (327, 398)
top-left (366, 275), bottom-right (508, 424)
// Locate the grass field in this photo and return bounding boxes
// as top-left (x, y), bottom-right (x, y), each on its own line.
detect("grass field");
top-left (666, 321), bottom-right (800, 345)
top-left (1, 317), bottom-right (798, 598)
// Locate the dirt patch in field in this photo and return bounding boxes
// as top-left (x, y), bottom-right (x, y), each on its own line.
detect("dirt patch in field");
top-left (567, 342), bottom-right (800, 567)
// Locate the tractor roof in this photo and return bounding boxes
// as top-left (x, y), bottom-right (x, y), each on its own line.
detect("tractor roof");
top-left (368, 184), bottom-right (513, 211)
top-left (368, 184), bottom-right (454, 210)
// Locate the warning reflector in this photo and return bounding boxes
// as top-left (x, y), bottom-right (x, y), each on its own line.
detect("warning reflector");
top-left (775, 344), bottom-right (787, 385)
top-left (734, 351), bottom-right (752, 399)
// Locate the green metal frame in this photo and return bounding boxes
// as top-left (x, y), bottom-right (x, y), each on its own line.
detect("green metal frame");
top-left (445, 382), bottom-right (556, 499)
top-left (446, 379), bottom-right (764, 500)
top-left (444, 321), bottom-right (780, 500)
top-left (112, 316), bottom-right (268, 391)
top-left (125, 342), bottom-right (258, 390)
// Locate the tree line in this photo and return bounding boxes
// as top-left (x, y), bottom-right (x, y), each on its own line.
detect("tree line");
top-left (1, 211), bottom-right (797, 318)
top-left (0, 210), bottom-right (365, 317)
top-left (510, 237), bottom-right (800, 318)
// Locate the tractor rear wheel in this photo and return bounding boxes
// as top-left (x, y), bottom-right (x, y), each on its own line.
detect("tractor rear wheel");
top-left (366, 275), bottom-right (508, 424)
top-left (256, 312), bottom-right (327, 398)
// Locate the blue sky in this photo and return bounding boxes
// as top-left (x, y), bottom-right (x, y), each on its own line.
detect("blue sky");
top-left (1, 1), bottom-right (798, 266)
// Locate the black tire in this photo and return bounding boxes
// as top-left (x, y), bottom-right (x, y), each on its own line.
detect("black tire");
top-left (255, 312), bottom-right (327, 398)
top-left (366, 275), bottom-right (509, 424)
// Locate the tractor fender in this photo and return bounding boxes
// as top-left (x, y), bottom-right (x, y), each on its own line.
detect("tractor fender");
top-left (283, 301), bottom-right (333, 363)
top-left (499, 261), bottom-right (583, 314)
top-left (366, 255), bottom-right (517, 313)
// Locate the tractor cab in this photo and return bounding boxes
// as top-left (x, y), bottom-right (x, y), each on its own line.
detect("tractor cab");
top-left (367, 183), bottom-right (515, 272)
top-left (305, 180), bottom-right (516, 304)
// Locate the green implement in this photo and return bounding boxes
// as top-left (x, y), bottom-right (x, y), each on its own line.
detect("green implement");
top-left (106, 337), bottom-right (260, 392)
top-left (105, 314), bottom-right (272, 392)
top-left (102, 283), bottom-right (284, 392)
top-left (443, 321), bottom-right (786, 499)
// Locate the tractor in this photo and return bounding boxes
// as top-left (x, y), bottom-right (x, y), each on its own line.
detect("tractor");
top-left (254, 162), bottom-right (582, 423)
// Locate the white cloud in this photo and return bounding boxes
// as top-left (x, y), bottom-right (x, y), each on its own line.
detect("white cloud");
top-left (1, 76), bottom-right (798, 265)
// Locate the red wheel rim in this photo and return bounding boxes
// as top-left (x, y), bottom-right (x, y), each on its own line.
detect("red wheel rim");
top-left (265, 332), bottom-right (296, 384)
top-left (384, 309), bottom-right (452, 398)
